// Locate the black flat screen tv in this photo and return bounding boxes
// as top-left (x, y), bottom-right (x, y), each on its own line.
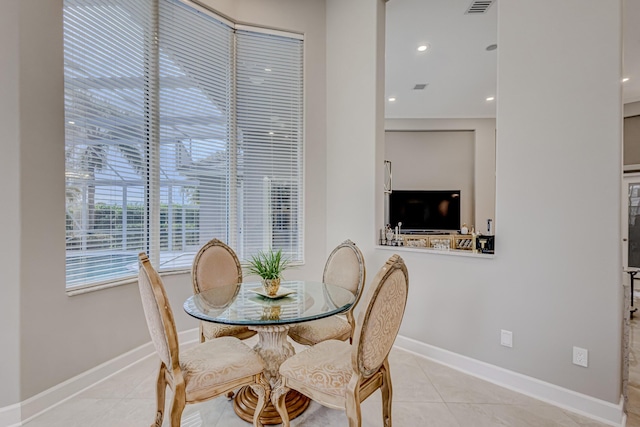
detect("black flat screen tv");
top-left (389, 190), bottom-right (461, 233)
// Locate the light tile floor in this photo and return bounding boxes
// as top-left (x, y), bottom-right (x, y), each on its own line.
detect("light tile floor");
top-left (627, 308), bottom-right (640, 427)
top-left (22, 333), bottom-right (619, 427)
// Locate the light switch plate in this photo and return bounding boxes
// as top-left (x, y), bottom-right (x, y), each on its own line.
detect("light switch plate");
top-left (500, 330), bottom-right (513, 348)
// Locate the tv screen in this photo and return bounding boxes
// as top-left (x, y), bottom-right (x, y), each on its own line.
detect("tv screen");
top-left (389, 190), bottom-right (461, 232)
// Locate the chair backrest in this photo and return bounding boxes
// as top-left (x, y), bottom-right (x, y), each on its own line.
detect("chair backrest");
top-left (322, 239), bottom-right (366, 307)
top-left (351, 254), bottom-right (409, 378)
top-left (192, 239), bottom-right (243, 294)
top-left (138, 252), bottom-right (179, 370)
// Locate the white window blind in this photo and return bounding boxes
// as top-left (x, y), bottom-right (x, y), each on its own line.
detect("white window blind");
top-left (64, 0), bottom-right (152, 286)
top-left (157, 0), bottom-right (233, 270)
top-left (235, 30), bottom-right (304, 262)
top-left (64, 0), bottom-right (304, 289)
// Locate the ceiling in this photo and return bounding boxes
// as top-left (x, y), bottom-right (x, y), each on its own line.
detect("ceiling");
top-left (385, 0), bottom-right (640, 120)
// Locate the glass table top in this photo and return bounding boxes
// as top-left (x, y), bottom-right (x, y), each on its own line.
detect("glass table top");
top-left (183, 280), bottom-right (356, 326)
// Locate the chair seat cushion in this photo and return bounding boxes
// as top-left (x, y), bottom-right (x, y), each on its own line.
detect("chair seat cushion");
top-left (288, 316), bottom-right (351, 345)
top-left (279, 340), bottom-right (352, 398)
top-left (180, 336), bottom-right (264, 400)
top-left (202, 322), bottom-right (255, 340)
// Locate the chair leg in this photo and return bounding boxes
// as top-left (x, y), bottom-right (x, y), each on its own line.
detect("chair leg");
top-left (380, 360), bottom-right (393, 427)
top-left (345, 379), bottom-right (362, 427)
top-left (152, 363), bottom-right (167, 427)
top-left (250, 374), bottom-right (270, 427)
top-left (271, 381), bottom-right (291, 427)
top-left (169, 386), bottom-right (186, 427)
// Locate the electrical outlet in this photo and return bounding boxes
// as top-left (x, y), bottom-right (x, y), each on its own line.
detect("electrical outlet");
top-left (573, 346), bottom-right (588, 367)
top-left (500, 329), bottom-right (513, 348)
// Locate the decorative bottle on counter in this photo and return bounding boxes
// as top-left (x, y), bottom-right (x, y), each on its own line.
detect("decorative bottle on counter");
top-left (385, 225), bottom-right (394, 245)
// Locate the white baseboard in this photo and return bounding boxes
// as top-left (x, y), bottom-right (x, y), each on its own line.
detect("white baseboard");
top-left (0, 403), bottom-right (21, 427)
top-left (394, 335), bottom-right (625, 427)
top-left (0, 328), bottom-right (199, 427)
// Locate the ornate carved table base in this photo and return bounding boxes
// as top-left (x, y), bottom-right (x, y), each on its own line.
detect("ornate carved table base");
top-left (233, 324), bottom-right (310, 425)
top-left (233, 386), bottom-right (309, 425)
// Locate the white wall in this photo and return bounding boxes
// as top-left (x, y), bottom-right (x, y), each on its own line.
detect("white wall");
top-left (624, 102), bottom-right (640, 167)
top-left (326, 0), bottom-right (386, 256)
top-left (386, 118), bottom-right (496, 230)
top-left (385, 131), bottom-right (475, 228)
top-left (371, 0), bottom-right (623, 404)
top-left (0, 0), bottom-right (22, 410)
top-left (624, 116), bottom-right (640, 166)
top-left (494, 0), bottom-right (622, 400)
top-left (2, 0), bottom-right (327, 404)
top-left (626, 101), bottom-right (640, 118)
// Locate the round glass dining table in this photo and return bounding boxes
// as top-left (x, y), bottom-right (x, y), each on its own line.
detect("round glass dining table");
top-left (183, 280), bottom-right (355, 424)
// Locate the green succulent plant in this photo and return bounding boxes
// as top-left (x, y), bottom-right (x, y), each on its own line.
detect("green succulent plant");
top-left (244, 249), bottom-right (291, 280)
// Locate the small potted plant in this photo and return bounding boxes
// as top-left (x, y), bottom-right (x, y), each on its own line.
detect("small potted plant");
top-left (245, 249), bottom-right (291, 296)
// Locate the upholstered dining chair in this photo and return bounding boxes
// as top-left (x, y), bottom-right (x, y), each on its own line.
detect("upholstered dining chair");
top-left (272, 254), bottom-right (409, 427)
top-left (192, 238), bottom-right (256, 342)
top-left (137, 253), bottom-right (268, 427)
top-left (288, 239), bottom-right (365, 346)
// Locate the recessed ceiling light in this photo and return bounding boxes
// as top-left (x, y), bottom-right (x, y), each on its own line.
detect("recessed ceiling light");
top-left (68, 121), bottom-right (75, 125)
top-left (417, 44), bottom-right (429, 52)
top-left (623, 77), bottom-right (630, 82)
top-left (268, 131), bottom-right (274, 135)
top-left (486, 96), bottom-right (495, 101)
top-left (486, 44), bottom-right (497, 51)
top-left (388, 97), bottom-right (396, 102)
top-left (265, 68), bottom-right (272, 72)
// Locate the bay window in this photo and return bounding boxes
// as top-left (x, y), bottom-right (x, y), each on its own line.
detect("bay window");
top-left (64, 0), bottom-right (304, 289)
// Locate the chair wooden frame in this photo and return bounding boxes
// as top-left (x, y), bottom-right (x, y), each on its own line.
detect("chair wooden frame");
top-left (191, 238), bottom-right (256, 342)
top-left (288, 239), bottom-right (366, 345)
top-left (138, 253), bottom-right (268, 427)
top-left (325, 239), bottom-right (366, 342)
top-left (273, 254), bottom-right (409, 427)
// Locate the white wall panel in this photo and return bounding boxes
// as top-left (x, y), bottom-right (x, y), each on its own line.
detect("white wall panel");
top-left (0, 0), bottom-right (22, 410)
top-left (385, 131), bottom-right (475, 228)
top-left (371, 0), bottom-right (623, 406)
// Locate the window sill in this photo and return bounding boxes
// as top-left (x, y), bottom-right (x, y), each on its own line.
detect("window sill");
top-left (65, 269), bottom-right (190, 296)
top-left (375, 245), bottom-right (495, 259)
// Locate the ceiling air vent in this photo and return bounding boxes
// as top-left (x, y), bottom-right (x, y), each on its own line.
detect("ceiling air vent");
top-left (465, 0), bottom-right (494, 14)
top-left (413, 83), bottom-right (428, 90)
